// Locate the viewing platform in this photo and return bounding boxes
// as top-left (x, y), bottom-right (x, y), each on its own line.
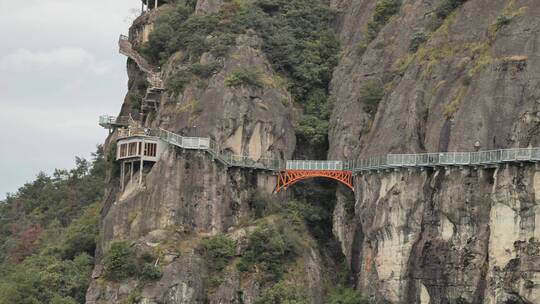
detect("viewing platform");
top-left (99, 115), bottom-right (130, 129)
top-left (116, 128), bottom-right (165, 162)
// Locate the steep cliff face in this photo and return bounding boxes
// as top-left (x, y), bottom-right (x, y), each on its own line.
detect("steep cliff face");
top-left (87, 0), bottom-right (540, 303)
top-left (86, 2), bottom-right (322, 303)
top-left (329, 0), bottom-right (540, 303)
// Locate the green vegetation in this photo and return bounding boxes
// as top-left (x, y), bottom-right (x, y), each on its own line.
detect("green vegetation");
top-left (435, 0), bottom-right (468, 20)
top-left (443, 85), bottom-right (468, 119)
top-left (102, 242), bottom-right (162, 282)
top-left (296, 114), bottom-right (331, 146)
top-left (139, 262), bottom-right (163, 282)
top-left (201, 235), bottom-right (236, 287)
top-left (0, 253), bottom-right (94, 304)
top-left (366, 0), bottom-right (402, 42)
top-left (495, 14), bottom-right (513, 31)
top-left (409, 32), bottom-right (429, 53)
top-left (189, 61), bottom-right (222, 78)
top-left (102, 241), bottom-right (139, 281)
top-left (225, 68), bottom-right (264, 88)
top-left (237, 223), bottom-right (296, 280)
top-left (201, 235), bottom-right (236, 272)
top-left (166, 70), bottom-right (192, 95)
top-left (142, 0), bottom-right (339, 146)
top-left (328, 286), bottom-right (369, 304)
top-left (358, 80), bottom-right (385, 115)
top-left (253, 281), bottom-right (308, 304)
top-left (239, 191), bottom-right (369, 303)
top-left (0, 147), bottom-right (108, 303)
top-left (127, 76), bottom-right (148, 109)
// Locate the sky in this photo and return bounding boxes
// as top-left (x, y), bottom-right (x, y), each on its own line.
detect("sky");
top-left (0, 0), bottom-right (142, 199)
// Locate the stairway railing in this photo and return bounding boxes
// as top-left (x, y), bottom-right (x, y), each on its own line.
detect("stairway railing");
top-left (102, 116), bottom-right (540, 173)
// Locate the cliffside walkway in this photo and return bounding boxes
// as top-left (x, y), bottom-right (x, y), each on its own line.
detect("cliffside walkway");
top-left (119, 35), bottom-right (163, 89)
top-left (112, 36), bottom-right (540, 192)
top-left (119, 35), bottom-right (164, 117)
top-left (102, 117), bottom-right (540, 192)
top-left (158, 129), bottom-right (540, 172)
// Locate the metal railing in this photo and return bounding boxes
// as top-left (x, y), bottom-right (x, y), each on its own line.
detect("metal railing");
top-left (286, 160), bottom-right (346, 171)
top-left (118, 128), bottom-right (160, 139)
top-left (155, 130), bottom-right (540, 172)
top-left (99, 115), bottom-right (131, 128)
top-left (351, 148), bottom-right (540, 171)
top-left (99, 115), bottom-right (117, 126)
top-left (158, 129), bottom-right (282, 170)
top-left (103, 119), bottom-right (540, 173)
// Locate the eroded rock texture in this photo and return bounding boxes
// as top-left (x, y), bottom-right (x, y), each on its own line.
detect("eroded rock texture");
top-left (329, 0), bottom-right (540, 303)
top-left (86, 4), bottom-right (299, 303)
top-left (88, 0), bottom-right (540, 303)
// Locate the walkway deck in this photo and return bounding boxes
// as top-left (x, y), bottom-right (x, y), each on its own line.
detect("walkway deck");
top-left (106, 125), bottom-right (540, 173)
top-left (165, 130), bottom-right (540, 172)
top-left (99, 115), bottom-right (130, 129)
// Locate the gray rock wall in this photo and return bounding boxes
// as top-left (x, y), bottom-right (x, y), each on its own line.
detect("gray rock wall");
top-left (87, 0), bottom-right (540, 303)
top-left (329, 0), bottom-right (540, 303)
top-left (87, 4), bottom-right (298, 302)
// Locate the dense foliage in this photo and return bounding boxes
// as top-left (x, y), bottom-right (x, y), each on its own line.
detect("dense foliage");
top-left (102, 241), bottom-right (139, 281)
top-left (0, 147), bottom-right (108, 303)
top-left (142, 0), bottom-right (339, 146)
top-left (328, 286), bottom-right (370, 304)
top-left (237, 223), bottom-right (296, 280)
top-left (435, 0), bottom-right (468, 20)
top-left (409, 32), bottom-right (429, 53)
top-left (201, 235), bottom-right (236, 273)
top-left (102, 241), bottom-right (162, 282)
top-left (225, 68), bottom-right (264, 88)
top-left (358, 80), bottom-right (385, 115)
top-left (253, 281), bottom-right (308, 304)
top-left (366, 0), bottom-right (402, 41)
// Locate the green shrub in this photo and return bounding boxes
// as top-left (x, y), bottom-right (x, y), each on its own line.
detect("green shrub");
top-left (409, 32), bottom-right (429, 53)
top-left (201, 235), bottom-right (236, 272)
top-left (366, 0), bottom-right (402, 41)
top-left (102, 241), bottom-right (139, 281)
top-left (51, 296), bottom-right (78, 304)
top-left (358, 80), bottom-right (385, 115)
top-left (328, 286), bottom-right (369, 304)
top-left (189, 61), bottom-right (222, 78)
top-left (139, 263), bottom-right (163, 281)
top-left (60, 204), bottom-right (99, 259)
top-left (238, 224), bottom-right (295, 279)
top-left (166, 70), bottom-right (192, 94)
top-left (435, 0), bottom-right (468, 20)
top-left (225, 68), bottom-right (264, 88)
top-left (281, 201), bottom-right (325, 223)
top-left (495, 14), bottom-right (512, 31)
top-left (208, 274), bottom-right (225, 288)
top-left (248, 189), bottom-right (279, 218)
top-left (296, 89), bottom-right (334, 145)
top-left (253, 281), bottom-right (308, 304)
top-left (296, 115), bottom-right (330, 146)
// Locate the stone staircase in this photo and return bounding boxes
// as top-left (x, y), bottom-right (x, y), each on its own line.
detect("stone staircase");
top-left (119, 35), bottom-right (164, 118)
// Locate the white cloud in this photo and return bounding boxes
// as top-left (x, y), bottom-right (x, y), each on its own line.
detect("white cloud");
top-left (0, 0), bottom-right (135, 38)
top-left (0, 47), bottom-right (115, 75)
top-left (0, 0), bottom-right (141, 199)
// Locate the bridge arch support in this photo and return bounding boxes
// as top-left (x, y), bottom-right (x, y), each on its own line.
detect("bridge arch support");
top-left (276, 170), bottom-right (354, 193)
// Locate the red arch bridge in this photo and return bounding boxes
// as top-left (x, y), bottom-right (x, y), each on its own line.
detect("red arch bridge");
top-left (276, 161), bottom-right (354, 192)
